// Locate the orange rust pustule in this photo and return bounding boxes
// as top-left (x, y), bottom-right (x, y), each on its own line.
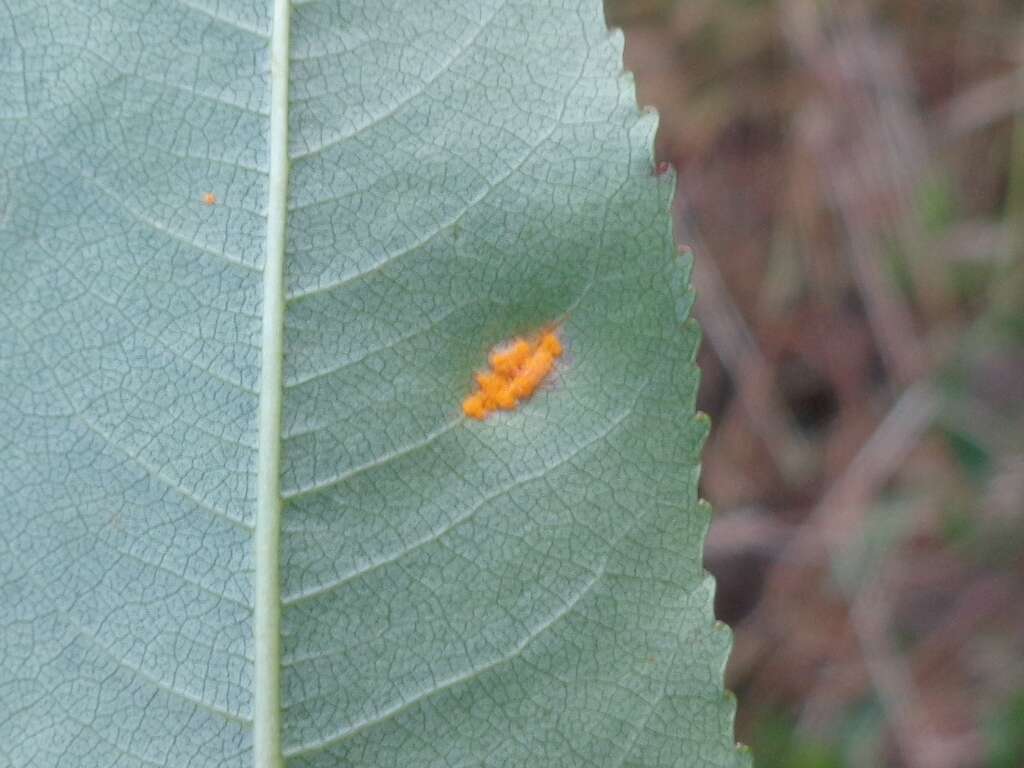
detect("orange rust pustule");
top-left (475, 371), bottom-right (516, 410)
top-left (490, 340), bottom-right (531, 376)
top-left (509, 346), bottom-right (555, 400)
top-left (462, 393), bottom-right (488, 420)
top-left (462, 331), bottom-right (563, 420)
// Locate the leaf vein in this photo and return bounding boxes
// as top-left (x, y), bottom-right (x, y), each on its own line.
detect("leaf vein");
top-left (174, 0), bottom-right (270, 39)
top-left (283, 572), bottom-right (599, 758)
top-left (76, 415), bottom-right (254, 532)
top-left (280, 419), bottom-right (460, 500)
top-left (288, 4), bottom-right (503, 162)
top-left (281, 401), bottom-right (637, 613)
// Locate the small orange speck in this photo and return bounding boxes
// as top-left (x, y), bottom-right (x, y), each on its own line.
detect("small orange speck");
top-left (202, 192), bottom-right (217, 205)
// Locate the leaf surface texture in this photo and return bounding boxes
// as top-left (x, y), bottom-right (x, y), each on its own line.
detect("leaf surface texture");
top-left (0, 1), bottom-right (745, 766)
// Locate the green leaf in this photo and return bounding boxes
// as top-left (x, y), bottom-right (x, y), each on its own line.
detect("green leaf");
top-left (0, 1), bottom-right (745, 766)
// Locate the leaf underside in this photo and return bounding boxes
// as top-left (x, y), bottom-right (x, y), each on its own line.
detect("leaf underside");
top-left (0, 1), bottom-right (746, 766)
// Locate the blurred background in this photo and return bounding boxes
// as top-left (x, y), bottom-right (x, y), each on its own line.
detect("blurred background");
top-left (608, 0), bottom-right (1024, 765)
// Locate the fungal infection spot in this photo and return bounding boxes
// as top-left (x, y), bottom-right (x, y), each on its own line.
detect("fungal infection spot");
top-left (489, 339), bottom-right (531, 377)
top-left (462, 330), bottom-right (563, 420)
top-left (202, 192), bottom-right (217, 205)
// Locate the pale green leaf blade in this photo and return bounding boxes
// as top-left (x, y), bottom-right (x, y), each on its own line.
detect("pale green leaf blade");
top-left (0, 1), bottom-right (745, 766)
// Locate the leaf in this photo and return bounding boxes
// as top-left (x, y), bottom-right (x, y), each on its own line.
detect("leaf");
top-left (0, 1), bottom-right (746, 766)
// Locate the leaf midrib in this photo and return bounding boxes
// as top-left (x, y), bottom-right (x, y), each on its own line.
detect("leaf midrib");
top-left (254, 0), bottom-right (291, 766)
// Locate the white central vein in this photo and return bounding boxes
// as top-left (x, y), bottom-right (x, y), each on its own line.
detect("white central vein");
top-left (254, 0), bottom-right (291, 766)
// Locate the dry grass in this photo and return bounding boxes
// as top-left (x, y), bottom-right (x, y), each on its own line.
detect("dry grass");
top-left (613, 0), bottom-right (1024, 764)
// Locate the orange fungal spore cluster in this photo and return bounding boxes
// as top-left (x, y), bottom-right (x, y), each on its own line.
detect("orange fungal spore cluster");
top-left (463, 331), bottom-right (563, 420)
